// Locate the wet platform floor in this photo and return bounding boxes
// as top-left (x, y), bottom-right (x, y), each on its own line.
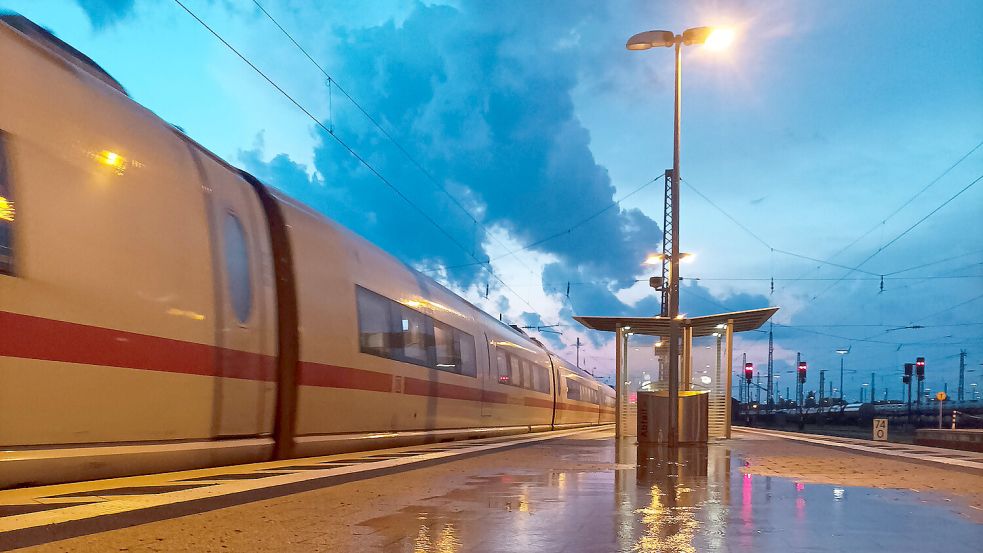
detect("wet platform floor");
top-left (15, 428), bottom-right (983, 552)
top-left (356, 432), bottom-right (982, 552)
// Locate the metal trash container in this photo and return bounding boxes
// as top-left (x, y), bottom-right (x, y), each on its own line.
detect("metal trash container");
top-left (637, 390), bottom-right (709, 444)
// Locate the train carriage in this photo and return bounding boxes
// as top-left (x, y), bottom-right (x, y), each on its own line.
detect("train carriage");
top-left (0, 14), bottom-right (613, 488)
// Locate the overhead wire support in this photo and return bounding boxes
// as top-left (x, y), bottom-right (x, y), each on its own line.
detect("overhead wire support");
top-left (661, 169), bottom-right (674, 317)
top-left (174, 0), bottom-right (555, 324)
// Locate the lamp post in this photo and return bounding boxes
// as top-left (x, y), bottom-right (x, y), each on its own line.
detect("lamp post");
top-left (835, 347), bottom-right (850, 402)
top-left (627, 25), bottom-right (732, 447)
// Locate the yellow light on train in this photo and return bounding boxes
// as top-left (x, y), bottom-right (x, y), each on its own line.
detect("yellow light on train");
top-left (166, 308), bottom-right (206, 321)
top-left (96, 150), bottom-right (126, 175)
top-left (0, 196), bottom-right (13, 222)
top-left (489, 340), bottom-right (537, 353)
top-left (399, 297), bottom-right (464, 318)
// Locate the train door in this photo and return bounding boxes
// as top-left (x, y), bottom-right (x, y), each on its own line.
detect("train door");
top-left (195, 152), bottom-right (277, 437)
top-left (546, 354), bottom-right (558, 429)
top-left (481, 332), bottom-right (494, 420)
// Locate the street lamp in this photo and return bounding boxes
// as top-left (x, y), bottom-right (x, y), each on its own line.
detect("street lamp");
top-left (627, 25), bottom-right (731, 447)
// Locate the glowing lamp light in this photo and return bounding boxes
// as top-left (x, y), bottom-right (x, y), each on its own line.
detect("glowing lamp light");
top-left (643, 253), bottom-right (665, 265)
top-left (0, 196), bottom-right (14, 222)
top-left (704, 28), bottom-right (735, 50)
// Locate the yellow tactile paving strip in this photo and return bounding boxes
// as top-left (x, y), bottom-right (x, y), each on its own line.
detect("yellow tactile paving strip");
top-left (0, 426), bottom-right (609, 550)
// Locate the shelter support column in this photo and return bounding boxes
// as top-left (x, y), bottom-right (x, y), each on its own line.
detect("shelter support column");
top-left (724, 319), bottom-right (734, 438)
top-left (615, 324), bottom-right (625, 439)
top-left (682, 326), bottom-right (693, 391)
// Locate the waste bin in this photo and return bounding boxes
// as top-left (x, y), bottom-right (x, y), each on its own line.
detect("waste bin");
top-left (636, 390), bottom-right (709, 444)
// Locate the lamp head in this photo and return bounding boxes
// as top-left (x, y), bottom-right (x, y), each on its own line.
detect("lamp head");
top-left (626, 30), bottom-right (676, 51)
top-left (681, 26), bottom-right (734, 50)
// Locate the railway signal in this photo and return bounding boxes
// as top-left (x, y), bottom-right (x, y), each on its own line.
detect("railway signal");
top-left (904, 362), bottom-right (914, 425)
top-left (797, 361), bottom-right (807, 383)
top-left (744, 362), bottom-right (754, 383)
top-left (915, 357), bottom-right (925, 405)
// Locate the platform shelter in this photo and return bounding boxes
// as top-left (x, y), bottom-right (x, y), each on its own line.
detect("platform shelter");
top-left (575, 308), bottom-right (778, 440)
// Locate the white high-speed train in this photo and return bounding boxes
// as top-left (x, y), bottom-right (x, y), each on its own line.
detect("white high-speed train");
top-left (0, 15), bottom-right (613, 488)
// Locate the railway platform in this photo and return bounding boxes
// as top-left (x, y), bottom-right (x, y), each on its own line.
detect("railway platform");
top-left (1, 426), bottom-right (981, 552)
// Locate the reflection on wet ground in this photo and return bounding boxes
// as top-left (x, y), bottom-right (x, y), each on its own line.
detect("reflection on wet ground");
top-left (357, 434), bottom-right (982, 552)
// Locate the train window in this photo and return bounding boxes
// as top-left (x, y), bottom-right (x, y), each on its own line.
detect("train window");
top-left (0, 132), bottom-right (13, 275)
top-left (434, 320), bottom-right (461, 373)
top-left (223, 213), bottom-right (252, 323)
top-left (566, 378), bottom-right (581, 401)
top-left (396, 304), bottom-right (433, 365)
top-left (457, 331), bottom-right (477, 377)
top-left (496, 349), bottom-right (510, 384)
top-left (536, 365), bottom-right (551, 394)
top-left (509, 355), bottom-right (522, 388)
top-left (356, 286), bottom-right (475, 374)
top-left (357, 287), bottom-right (395, 357)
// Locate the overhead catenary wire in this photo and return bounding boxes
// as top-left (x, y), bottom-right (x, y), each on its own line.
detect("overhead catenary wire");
top-left (773, 141), bottom-right (983, 294)
top-left (172, 0), bottom-right (555, 324)
top-left (681, 178), bottom-right (885, 277)
top-left (808, 172), bottom-right (983, 302)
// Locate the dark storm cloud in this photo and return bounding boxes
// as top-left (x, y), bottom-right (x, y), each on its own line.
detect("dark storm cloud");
top-left (74, 0), bottom-right (136, 29)
top-left (242, 0), bottom-right (662, 297)
top-left (231, 0), bottom-right (679, 358)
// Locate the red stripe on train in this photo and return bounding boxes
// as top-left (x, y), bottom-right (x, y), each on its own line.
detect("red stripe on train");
top-left (3, 311), bottom-right (607, 412)
top-left (0, 311), bottom-right (276, 381)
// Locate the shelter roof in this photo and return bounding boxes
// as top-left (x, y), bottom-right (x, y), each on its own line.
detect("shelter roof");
top-left (573, 307), bottom-right (779, 338)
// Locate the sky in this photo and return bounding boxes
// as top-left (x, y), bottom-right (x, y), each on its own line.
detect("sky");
top-left (4, 0), bottom-right (981, 401)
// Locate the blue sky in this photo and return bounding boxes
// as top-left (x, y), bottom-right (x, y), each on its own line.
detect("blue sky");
top-left (5, 0), bottom-right (981, 400)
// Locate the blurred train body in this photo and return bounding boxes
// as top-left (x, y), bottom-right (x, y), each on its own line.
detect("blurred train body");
top-left (0, 16), bottom-right (613, 488)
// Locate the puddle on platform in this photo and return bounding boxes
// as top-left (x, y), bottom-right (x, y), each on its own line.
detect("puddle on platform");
top-left (356, 440), bottom-right (982, 552)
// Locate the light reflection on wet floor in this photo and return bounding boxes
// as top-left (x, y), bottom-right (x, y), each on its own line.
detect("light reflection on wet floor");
top-left (357, 436), bottom-right (982, 552)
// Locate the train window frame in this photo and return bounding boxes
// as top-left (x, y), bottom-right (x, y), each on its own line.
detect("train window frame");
top-left (0, 131), bottom-right (13, 276)
top-left (222, 211), bottom-right (253, 324)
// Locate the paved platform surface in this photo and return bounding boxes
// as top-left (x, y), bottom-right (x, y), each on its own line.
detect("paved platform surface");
top-left (3, 427), bottom-right (982, 552)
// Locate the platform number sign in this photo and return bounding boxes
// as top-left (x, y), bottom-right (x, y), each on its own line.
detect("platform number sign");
top-left (873, 418), bottom-right (888, 441)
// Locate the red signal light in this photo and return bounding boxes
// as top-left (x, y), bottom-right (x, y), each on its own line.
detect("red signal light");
top-left (915, 357), bottom-right (925, 368)
top-left (744, 362), bottom-right (753, 382)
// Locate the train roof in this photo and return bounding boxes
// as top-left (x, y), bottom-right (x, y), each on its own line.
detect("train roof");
top-left (0, 14), bottom-right (128, 97)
